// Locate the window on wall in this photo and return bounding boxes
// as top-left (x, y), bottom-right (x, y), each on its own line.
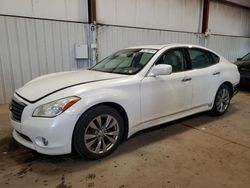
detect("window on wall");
top-left (188, 48), bottom-right (220, 69)
top-left (155, 49), bottom-right (185, 72)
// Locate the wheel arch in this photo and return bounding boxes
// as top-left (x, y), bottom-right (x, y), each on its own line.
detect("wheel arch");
top-left (98, 102), bottom-right (129, 140)
top-left (72, 102), bottom-right (129, 152)
top-left (221, 81), bottom-right (234, 97)
top-left (211, 81), bottom-right (234, 108)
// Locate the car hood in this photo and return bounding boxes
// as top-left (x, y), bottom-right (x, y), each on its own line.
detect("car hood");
top-left (16, 70), bottom-right (126, 103)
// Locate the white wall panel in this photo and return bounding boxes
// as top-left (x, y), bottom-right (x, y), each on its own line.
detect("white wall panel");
top-left (0, 0), bottom-right (88, 22)
top-left (207, 35), bottom-right (250, 62)
top-left (96, 0), bottom-right (202, 33)
top-left (0, 16), bottom-right (89, 104)
top-left (208, 1), bottom-right (250, 37)
top-left (97, 25), bottom-right (203, 60)
top-left (97, 25), bottom-right (250, 65)
top-left (226, 0), bottom-right (250, 8)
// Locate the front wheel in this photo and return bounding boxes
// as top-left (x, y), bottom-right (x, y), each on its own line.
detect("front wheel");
top-left (73, 105), bottom-right (124, 160)
top-left (210, 84), bottom-right (231, 116)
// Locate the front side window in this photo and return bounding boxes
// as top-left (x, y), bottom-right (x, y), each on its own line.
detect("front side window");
top-left (91, 49), bottom-right (157, 75)
top-left (188, 48), bottom-right (219, 69)
top-left (155, 49), bottom-right (185, 72)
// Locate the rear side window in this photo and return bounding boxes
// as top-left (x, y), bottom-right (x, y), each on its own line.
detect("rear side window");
top-left (210, 53), bottom-right (220, 64)
top-left (188, 48), bottom-right (219, 69)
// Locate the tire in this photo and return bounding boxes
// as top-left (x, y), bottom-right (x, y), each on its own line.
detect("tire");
top-left (73, 105), bottom-right (124, 160)
top-left (210, 84), bottom-right (231, 116)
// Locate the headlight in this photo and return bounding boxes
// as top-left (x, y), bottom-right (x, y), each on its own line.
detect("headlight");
top-left (33, 96), bottom-right (80, 117)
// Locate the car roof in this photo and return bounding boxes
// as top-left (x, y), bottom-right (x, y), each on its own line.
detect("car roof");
top-left (126, 43), bottom-right (221, 56)
top-left (126, 43), bottom-right (208, 50)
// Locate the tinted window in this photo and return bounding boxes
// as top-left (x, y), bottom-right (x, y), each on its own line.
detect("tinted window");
top-left (210, 53), bottom-right (220, 64)
top-left (91, 49), bottom-right (157, 75)
top-left (188, 48), bottom-right (219, 69)
top-left (242, 53), bottom-right (250, 61)
top-left (155, 49), bottom-right (185, 72)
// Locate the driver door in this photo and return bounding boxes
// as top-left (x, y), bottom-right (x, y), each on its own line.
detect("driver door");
top-left (140, 48), bottom-right (193, 122)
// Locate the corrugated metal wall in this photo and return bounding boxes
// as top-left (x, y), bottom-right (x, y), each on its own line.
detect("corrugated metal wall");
top-left (96, 0), bottom-right (202, 33)
top-left (96, 0), bottom-right (204, 60)
top-left (207, 35), bottom-right (250, 62)
top-left (97, 25), bottom-right (204, 60)
top-left (208, 1), bottom-right (250, 37)
top-left (226, 0), bottom-right (250, 8)
top-left (0, 15), bottom-right (90, 104)
top-left (97, 25), bottom-right (250, 63)
top-left (0, 0), bottom-right (88, 22)
top-left (207, 1), bottom-right (250, 62)
top-left (97, 0), bottom-right (250, 62)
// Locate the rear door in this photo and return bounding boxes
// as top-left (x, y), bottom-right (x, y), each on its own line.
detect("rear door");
top-left (186, 48), bottom-right (221, 108)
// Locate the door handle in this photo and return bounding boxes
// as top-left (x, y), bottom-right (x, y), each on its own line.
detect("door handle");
top-left (182, 77), bottom-right (192, 82)
top-left (213, 71), bottom-right (220, 75)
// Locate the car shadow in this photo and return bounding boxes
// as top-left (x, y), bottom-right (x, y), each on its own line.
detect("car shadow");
top-left (239, 84), bottom-right (250, 92)
top-left (0, 104), bottom-right (238, 176)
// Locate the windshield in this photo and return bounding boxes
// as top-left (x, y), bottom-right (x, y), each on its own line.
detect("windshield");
top-left (91, 49), bottom-right (157, 75)
top-left (242, 53), bottom-right (250, 61)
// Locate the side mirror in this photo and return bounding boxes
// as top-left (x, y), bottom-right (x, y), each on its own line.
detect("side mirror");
top-left (148, 64), bottom-right (172, 77)
top-left (237, 57), bottom-right (242, 61)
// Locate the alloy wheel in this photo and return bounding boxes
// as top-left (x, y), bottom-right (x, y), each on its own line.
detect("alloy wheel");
top-left (216, 88), bottom-right (230, 113)
top-left (84, 115), bottom-right (119, 154)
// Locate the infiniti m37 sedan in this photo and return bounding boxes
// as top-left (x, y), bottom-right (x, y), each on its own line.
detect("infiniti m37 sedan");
top-left (10, 44), bottom-right (240, 159)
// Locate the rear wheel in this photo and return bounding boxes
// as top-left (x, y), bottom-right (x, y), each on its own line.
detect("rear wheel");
top-left (73, 105), bottom-right (124, 159)
top-left (210, 84), bottom-right (231, 116)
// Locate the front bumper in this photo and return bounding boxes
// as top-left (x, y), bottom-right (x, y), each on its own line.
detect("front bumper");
top-left (10, 107), bottom-right (80, 155)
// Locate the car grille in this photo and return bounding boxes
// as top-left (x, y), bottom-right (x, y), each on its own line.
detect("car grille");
top-left (10, 98), bottom-right (27, 122)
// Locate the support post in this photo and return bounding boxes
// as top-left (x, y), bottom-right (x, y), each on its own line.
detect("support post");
top-left (88, 0), bottom-right (97, 66)
top-left (202, 0), bottom-right (210, 34)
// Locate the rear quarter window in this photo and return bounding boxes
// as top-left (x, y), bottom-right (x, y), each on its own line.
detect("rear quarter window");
top-left (188, 48), bottom-right (220, 69)
top-left (210, 52), bottom-right (220, 64)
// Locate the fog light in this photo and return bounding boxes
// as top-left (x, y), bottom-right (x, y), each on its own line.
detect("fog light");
top-left (35, 137), bottom-right (48, 146)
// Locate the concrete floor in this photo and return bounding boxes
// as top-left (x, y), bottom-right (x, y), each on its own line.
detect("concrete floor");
top-left (0, 91), bottom-right (250, 188)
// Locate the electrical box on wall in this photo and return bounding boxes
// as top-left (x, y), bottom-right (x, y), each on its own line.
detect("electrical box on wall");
top-left (75, 44), bottom-right (88, 59)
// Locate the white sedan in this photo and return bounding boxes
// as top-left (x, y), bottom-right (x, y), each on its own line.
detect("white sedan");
top-left (10, 44), bottom-right (240, 159)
